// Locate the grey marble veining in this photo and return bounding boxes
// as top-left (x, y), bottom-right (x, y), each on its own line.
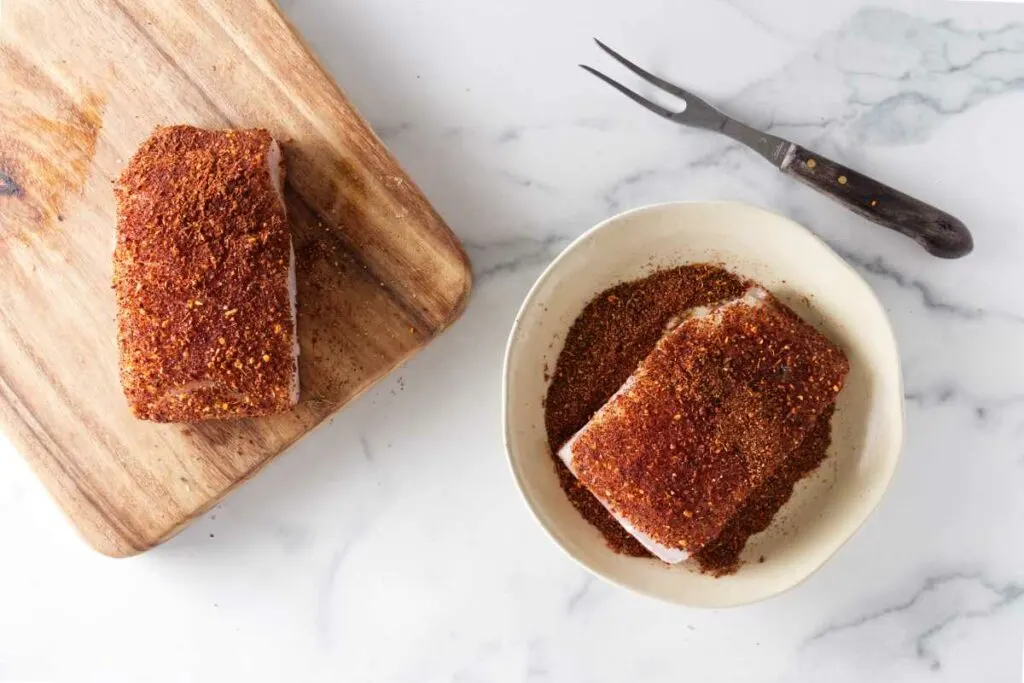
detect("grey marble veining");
top-left (2, 1), bottom-right (1023, 681)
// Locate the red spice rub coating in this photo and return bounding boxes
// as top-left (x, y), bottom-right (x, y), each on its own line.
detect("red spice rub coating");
top-left (569, 288), bottom-right (849, 555)
top-left (546, 265), bottom-right (748, 557)
top-left (114, 125), bottom-right (297, 422)
top-left (693, 405), bottom-right (834, 575)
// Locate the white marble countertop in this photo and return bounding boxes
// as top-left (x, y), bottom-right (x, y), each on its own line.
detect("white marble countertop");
top-left (3, 0), bottom-right (1024, 681)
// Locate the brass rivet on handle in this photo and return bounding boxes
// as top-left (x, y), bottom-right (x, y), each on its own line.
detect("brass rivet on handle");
top-left (838, 175), bottom-right (848, 185)
top-left (806, 158), bottom-right (817, 169)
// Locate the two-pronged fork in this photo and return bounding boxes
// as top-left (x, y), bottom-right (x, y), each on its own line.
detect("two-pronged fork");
top-left (582, 40), bottom-right (973, 259)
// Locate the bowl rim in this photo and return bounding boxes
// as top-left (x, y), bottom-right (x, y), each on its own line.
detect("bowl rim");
top-left (501, 199), bottom-right (906, 607)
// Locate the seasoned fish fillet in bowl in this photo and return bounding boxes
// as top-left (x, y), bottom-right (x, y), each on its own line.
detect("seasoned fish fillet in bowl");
top-left (502, 201), bottom-right (904, 607)
top-left (557, 286), bottom-right (850, 565)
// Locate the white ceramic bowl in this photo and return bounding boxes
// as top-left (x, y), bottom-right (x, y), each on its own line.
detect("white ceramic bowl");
top-left (503, 201), bottom-right (904, 607)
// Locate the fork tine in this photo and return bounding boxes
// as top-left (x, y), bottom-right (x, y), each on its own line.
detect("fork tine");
top-left (593, 39), bottom-right (693, 103)
top-left (579, 65), bottom-right (675, 119)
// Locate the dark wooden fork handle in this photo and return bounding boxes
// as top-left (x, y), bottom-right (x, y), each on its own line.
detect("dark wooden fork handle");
top-left (783, 146), bottom-right (973, 259)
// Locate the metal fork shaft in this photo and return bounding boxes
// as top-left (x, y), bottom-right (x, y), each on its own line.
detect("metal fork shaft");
top-left (589, 39), bottom-right (792, 166)
top-left (719, 119), bottom-right (793, 167)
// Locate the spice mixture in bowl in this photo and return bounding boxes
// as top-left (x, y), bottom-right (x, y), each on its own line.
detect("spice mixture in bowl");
top-left (549, 276), bottom-right (850, 574)
top-left (503, 202), bottom-right (904, 607)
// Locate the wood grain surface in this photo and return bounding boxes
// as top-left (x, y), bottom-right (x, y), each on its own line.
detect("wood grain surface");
top-left (0, 0), bottom-right (472, 556)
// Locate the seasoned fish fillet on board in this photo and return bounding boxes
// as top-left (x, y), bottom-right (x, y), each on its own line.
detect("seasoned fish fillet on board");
top-left (559, 287), bottom-right (849, 563)
top-left (113, 126), bottom-right (299, 422)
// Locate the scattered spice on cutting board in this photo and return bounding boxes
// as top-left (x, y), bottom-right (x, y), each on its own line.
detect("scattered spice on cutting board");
top-left (544, 264), bottom-right (841, 575)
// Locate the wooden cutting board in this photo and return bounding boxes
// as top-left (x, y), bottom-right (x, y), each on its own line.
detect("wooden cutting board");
top-left (0, 0), bottom-right (472, 556)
